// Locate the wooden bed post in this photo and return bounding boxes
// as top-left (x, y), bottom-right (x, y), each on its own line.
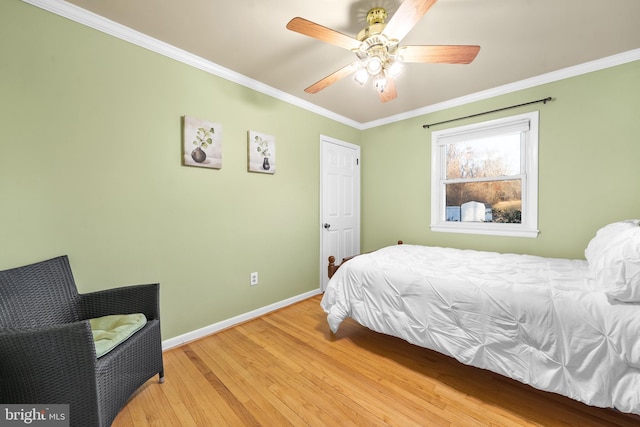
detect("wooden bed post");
top-left (328, 241), bottom-right (403, 280)
top-left (328, 256), bottom-right (337, 279)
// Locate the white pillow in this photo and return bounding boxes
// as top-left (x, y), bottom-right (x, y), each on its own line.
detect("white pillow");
top-left (585, 220), bottom-right (639, 263)
top-left (585, 220), bottom-right (640, 302)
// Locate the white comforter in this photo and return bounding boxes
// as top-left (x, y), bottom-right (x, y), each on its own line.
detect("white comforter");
top-left (321, 244), bottom-right (640, 414)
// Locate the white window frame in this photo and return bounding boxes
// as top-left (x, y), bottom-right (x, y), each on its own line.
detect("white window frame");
top-left (430, 111), bottom-right (539, 238)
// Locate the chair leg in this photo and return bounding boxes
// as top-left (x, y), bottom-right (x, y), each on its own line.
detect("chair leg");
top-left (158, 370), bottom-right (165, 384)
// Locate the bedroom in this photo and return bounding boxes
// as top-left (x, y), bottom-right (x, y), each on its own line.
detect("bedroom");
top-left (1, 0), bottom-right (639, 425)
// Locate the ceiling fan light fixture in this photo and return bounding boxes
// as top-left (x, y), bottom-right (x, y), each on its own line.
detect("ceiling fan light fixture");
top-left (365, 56), bottom-right (384, 75)
top-left (287, 0), bottom-right (481, 102)
top-left (353, 68), bottom-right (370, 86)
top-left (373, 73), bottom-right (387, 93)
top-left (386, 57), bottom-right (404, 80)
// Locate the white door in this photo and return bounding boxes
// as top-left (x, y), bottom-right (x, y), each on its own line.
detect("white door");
top-left (320, 135), bottom-right (360, 291)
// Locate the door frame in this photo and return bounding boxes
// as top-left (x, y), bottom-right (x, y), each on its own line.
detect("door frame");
top-left (319, 135), bottom-right (361, 291)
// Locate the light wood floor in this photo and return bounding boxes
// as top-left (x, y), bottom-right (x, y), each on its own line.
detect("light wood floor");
top-left (113, 295), bottom-right (640, 426)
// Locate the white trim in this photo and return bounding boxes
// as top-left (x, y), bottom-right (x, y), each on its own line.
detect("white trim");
top-left (161, 289), bottom-right (322, 351)
top-left (430, 224), bottom-right (539, 238)
top-left (21, 0), bottom-right (640, 130)
top-left (361, 49), bottom-right (640, 129)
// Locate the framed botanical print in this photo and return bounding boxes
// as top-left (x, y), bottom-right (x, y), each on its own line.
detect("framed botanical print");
top-left (248, 130), bottom-right (275, 174)
top-left (183, 116), bottom-right (222, 169)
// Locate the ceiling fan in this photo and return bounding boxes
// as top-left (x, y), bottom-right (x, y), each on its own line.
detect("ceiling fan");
top-left (286, 0), bottom-right (480, 102)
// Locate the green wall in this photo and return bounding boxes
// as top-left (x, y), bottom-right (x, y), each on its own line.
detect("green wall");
top-left (0, 0), bottom-right (360, 340)
top-left (361, 60), bottom-right (640, 259)
top-left (2, 0), bottom-right (638, 342)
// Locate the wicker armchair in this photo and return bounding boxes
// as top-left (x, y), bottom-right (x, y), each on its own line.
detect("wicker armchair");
top-left (0, 255), bottom-right (164, 427)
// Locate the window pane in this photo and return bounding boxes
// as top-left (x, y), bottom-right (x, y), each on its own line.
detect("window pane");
top-left (445, 179), bottom-right (522, 223)
top-left (446, 133), bottom-right (521, 180)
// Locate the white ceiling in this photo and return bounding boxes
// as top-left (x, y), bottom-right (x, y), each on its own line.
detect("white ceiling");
top-left (52, 0), bottom-right (640, 125)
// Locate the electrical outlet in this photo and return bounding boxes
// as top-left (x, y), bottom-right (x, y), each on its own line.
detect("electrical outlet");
top-left (250, 272), bottom-right (259, 286)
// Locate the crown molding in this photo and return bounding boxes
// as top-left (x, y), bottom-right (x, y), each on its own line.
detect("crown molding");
top-left (21, 0), bottom-right (363, 129)
top-left (21, 0), bottom-right (640, 131)
top-left (362, 48), bottom-right (640, 129)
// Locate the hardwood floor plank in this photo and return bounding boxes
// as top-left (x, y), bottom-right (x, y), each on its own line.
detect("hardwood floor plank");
top-left (112, 406), bottom-right (135, 427)
top-left (113, 295), bottom-right (640, 427)
top-left (169, 346), bottom-right (243, 425)
top-left (193, 329), bottom-right (307, 426)
top-left (222, 326), bottom-right (348, 426)
top-left (182, 344), bottom-right (260, 425)
top-left (127, 373), bottom-right (186, 426)
top-left (259, 315), bottom-right (452, 426)
top-left (234, 324), bottom-right (376, 427)
top-left (243, 320), bottom-right (407, 427)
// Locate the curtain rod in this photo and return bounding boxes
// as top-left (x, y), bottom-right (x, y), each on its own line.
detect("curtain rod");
top-left (422, 96), bottom-right (553, 129)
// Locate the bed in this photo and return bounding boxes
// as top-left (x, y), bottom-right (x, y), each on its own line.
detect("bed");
top-left (321, 220), bottom-right (640, 415)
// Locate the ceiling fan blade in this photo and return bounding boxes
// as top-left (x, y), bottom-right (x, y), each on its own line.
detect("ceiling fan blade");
top-left (384, 0), bottom-right (438, 42)
top-left (378, 77), bottom-right (397, 103)
top-left (400, 45), bottom-right (481, 64)
top-left (304, 62), bottom-right (361, 94)
top-left (287, 17), bottom-right (361, 51)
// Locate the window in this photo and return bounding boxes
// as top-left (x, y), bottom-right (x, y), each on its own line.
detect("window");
top-left (430, 111), bottom-right (539, 238)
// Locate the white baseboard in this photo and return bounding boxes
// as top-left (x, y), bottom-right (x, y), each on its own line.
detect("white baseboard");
top-left (161, 289), bottom-right (322, 350)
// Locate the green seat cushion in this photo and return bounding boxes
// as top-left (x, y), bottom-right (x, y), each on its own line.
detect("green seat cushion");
top-left (89, 313), bottom-right (147, 358)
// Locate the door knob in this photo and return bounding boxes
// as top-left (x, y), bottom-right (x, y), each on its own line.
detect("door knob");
top-left (323, 223), bottom-right (331, 229)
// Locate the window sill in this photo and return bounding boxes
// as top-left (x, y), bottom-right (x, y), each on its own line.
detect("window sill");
top-left (430, 223), bottom-right (539, 238)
